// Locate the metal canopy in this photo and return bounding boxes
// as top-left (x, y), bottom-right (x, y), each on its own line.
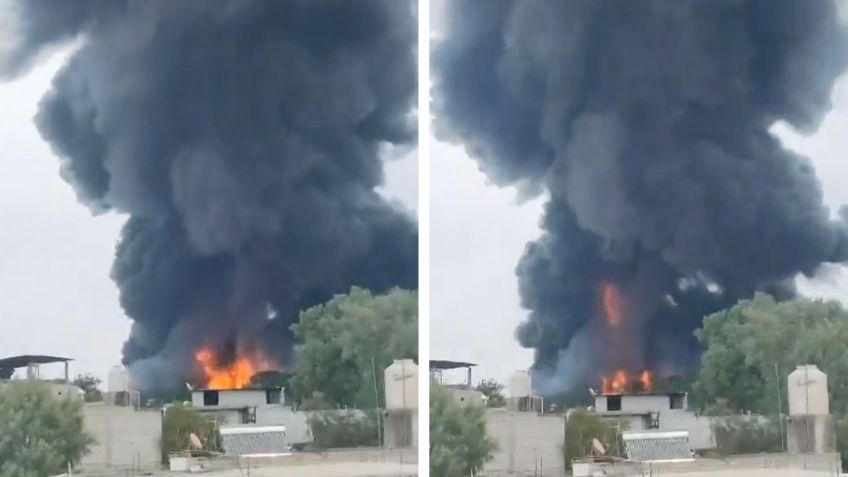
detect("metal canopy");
top-left (429, 360), bottom-right (477, 370)
top-left (0, 355), bottom-right (73, 369)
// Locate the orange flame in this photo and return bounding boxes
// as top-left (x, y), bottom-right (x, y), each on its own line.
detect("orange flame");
top-left (639, 370), bottom-right (654, 392)
top-left (602, 370), bottom-right (629, 394)
top-left (601, 282), bottom-right (624, 328)
top-left (601, 370), bottom-right (654, 394)
top-left (195, 348), bottom-right (268, 390)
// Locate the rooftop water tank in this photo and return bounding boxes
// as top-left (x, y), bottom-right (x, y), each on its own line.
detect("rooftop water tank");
top-left (384, 359), bottom-right (418, 410)
top-left (788, 364), bottom-right (829, 416)
top-left (508, 370), bottom-right (531, 398)
top-left (107, 365), bottom-right (130, 393)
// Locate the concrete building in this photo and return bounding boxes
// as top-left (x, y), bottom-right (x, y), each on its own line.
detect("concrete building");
top-left (593, 391), bottom-right (715, 450)
top-left (188, 386), bottom-right (313, 446)
top-left (0, 354), bottom-right (83, 400)
top-left (77, 365), bottom-right (162, 472)
top-left (81, 403), bottom-right (162, 471)
top-left (484, 409), bottom-right (565, 475)
top-left (191, 386), bottom-right (285, 424)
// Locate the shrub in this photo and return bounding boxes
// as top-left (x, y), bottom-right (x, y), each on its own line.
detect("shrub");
top-left (562, 409), bottom-right (624, 469)
top-left (712, 416), bottom-right (783, 455)
top-left (307, 410), bottom-right (379, 448)
top-left (161, 404), bottom-right (221, 459)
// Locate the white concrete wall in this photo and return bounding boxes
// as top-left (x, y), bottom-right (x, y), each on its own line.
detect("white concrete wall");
top-left (81, 404), bottom-right (161, 471)
top-left (484, 410), bottom-right (565, 474)
top-left (595, 394), bottom-right (681, 413)
top-left (202, 405), bottom-right (313, 444)
top-left (446, 387), bottom-right (485, 407)
top-left (191, 389), bottom-right (278, 407)
top-left (44, 382), bottom-right (83, 401)
top-left (660, 412), bottom-right (716, 450)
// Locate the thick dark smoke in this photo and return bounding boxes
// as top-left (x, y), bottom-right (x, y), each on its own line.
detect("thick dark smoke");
top-left (434, 0), bottom-right (848, 393)
top-left (2, 0), bottom-right (417, 390)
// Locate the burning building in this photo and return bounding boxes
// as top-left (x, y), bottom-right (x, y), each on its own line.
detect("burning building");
top-left (0, 0), bottom-right (417, 391)
top-left (434, 0), bottom-right (848, 394)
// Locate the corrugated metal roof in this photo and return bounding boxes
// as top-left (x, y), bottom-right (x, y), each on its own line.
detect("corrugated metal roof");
top-left (220, 426), bottom-right (289, 456)
top-left (0, 355), bottom-right (73, 368)
top-left (622, 431), bottom-right (693, 463)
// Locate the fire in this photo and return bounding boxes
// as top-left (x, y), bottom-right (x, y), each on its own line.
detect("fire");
top-left (601, 370), bottom-right (654, 394)
top-left (602, 370), bottom-right (629, 394)
top-left (639, 370), bottom-right (653, 391)
top-left (195, 348), bottom-right (269, 390)
top-left (601, 282), bottom-right (624, 327)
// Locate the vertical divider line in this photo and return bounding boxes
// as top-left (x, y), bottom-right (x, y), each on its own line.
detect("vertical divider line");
top-left (417, 0), bottom-right (431, 473)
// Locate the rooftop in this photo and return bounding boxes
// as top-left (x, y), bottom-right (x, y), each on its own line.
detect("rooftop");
top-left (0, 355), bottom-right (72, 369)
top-left (429, 360), bottom-right (477, 370)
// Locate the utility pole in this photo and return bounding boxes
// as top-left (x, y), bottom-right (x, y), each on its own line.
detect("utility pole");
top-left (775, 362), bottom-right (786, 451)
top-left (372, 356), bottom-right (383, 446)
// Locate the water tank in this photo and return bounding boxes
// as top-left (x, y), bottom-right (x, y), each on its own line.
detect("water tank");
top-left (384, 359), bottom-right (418, 410)
top-left (508, 370), bottom-right (531, 398)
top-left (787, 364), bottom-right (829, 416)
top-left (108, 365), bottom-right (130, 393)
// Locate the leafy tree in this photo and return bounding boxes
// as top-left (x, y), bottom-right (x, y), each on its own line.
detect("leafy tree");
top-left (693, 293), bottom-right (848, 415)
top-left (712, 416), bottom-right (782, 455)
top-left (476, 378), bottom-right (506, 407)
top-left (0, 382), bottom-right (94, 477)
top-left (161, 404), bottom-right (220, 459)
top-left (250, 370), bottom-right (295, 403)
top-left (563, 409), bottom-right (624, 469)
top-left (307, 410), bottom-right (379, 449)
top-left (290, 287), bottom-right (417, 409)
top-left (73, 373), bottom-right (103, 403)
top-left (430, 384), bottom-right (497, 477)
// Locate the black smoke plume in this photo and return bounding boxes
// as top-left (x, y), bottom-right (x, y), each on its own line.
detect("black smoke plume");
top-left (434, 0), bottom-right (848, 393)
top-left (2, 0), bottom-right (417, 390)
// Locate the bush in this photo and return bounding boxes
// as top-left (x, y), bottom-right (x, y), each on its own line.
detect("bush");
top-left (307, 410), bottom-right (379, 448)
top-left (161, 404), bottom-right (221, 459)
top-left (0, 382), bottom-right (94, 477)
top-left (430, 385), bottom-right (497, 477)
top-left (712, 416), bottom-right (783, 455)
top-left (563, 409), bottom-right (624, 469)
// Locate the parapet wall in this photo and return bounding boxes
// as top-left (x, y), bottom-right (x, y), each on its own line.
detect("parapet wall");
top-left (645, 452), bottom-right (842, 474)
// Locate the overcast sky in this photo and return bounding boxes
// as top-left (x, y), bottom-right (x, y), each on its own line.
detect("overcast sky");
top-left (0, 49), bottom-right (417, 382)
top-left (429, 2), bottom-right (848, 389)
top-left (4, 5), bottom-right (848, 393)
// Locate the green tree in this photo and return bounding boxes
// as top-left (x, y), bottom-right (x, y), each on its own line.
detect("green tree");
top-left (693, 293), bottom-right (848, 415)
top-left (72, 373), bottom-right (103, 403)
top-left (476, 378), bottom-right (506, 408)
top-left (290, 287), bottom-right (417, 409)
top-left (712, 416), bottom-right (782, 455)
top-left (0, 382), bottom-right (94, 477)
top-left (563, 409), bottom-right (623, 469)
top-left (307, 410), bottom-right (380, 449)
top-left (430, 384), bottom-right (497, 477)
top-left (161, 404), bottom-right (220, 459)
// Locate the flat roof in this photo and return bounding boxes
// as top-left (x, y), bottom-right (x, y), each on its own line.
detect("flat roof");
top-left (194, 387), bottom-right (282, 392)
top-left (429, 360), bottom-right (477, 370)
top-left (599, 392), bottom-right (687, 397)
top-left (0, 355), bottom-right (73, 369)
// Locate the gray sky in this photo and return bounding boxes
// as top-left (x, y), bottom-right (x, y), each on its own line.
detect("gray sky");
top-left (0, 49), bottom-right (417, 382)
top-left (429, 3), bottom-right (848, 388)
